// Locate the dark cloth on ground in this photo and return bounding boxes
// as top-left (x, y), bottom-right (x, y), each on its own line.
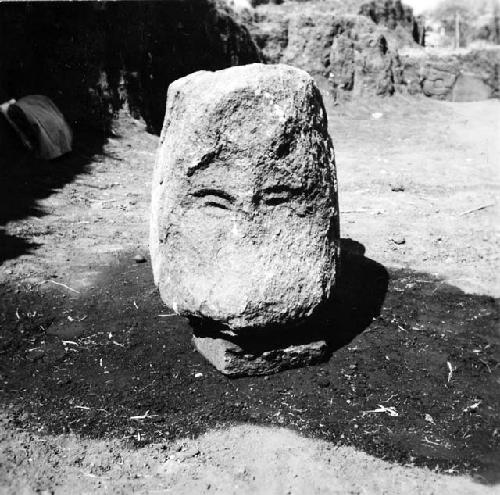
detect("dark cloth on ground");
top-left (2, 95), bottom-right (72, 160)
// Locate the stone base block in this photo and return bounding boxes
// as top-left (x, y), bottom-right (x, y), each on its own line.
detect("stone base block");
top-left (193, 335), bottom-right (329, 377)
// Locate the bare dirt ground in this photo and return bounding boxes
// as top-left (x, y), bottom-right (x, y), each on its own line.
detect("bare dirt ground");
top-left (0, 95), bottom-right (498, 494)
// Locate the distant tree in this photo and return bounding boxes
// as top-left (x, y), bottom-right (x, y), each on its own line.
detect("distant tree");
top-left (427, 0), bottom-right (499, 46)
top-left (430, 0), bottom-right (473, 46)
top-left (474, 1), bottom-right (500, 43)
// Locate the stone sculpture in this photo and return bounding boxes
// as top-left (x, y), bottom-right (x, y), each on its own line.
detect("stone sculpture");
top-left (150, 63), bottom-right (339, 375)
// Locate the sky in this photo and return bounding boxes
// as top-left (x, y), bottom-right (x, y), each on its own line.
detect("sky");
top-left (404, 0), bottom-right (441, 14)
top-left (405, 0), bottom-right (500, 14)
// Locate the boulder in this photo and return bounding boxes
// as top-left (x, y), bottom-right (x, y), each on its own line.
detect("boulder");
top-left (150, 63), bottom-right (339, 333)
top-left (328, 29), bottom-right (404, 98)
top-left (420, 63), bottom-right (458, 98)
top-left (356, 34), bottom-right (404, 96)
top-left (192, 334), bottom-right (329, 377)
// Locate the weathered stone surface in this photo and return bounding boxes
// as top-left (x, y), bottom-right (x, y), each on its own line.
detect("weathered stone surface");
top-left (247, 1), bottom-right (420, 70)
top-left (358, 0), bottom-right (422, 42)
top-left (329, 30), bottom-right (404, 98)
top-left (248, 2), bottom-right (499, 101)
top-left (329, 32), bottom-right (356, 92)
top-left (150, 63), bottom-right (339, 333)
top-left (420, 63), bottom-right (458, 98)
top-left (356, 34), bottom-right (404, 96)
top-left (249, 5), bottom-right (412, 99)
top-left (193, 334), bottom-right (329, 377)
top-left (400, 46), bottom-right (500, 101)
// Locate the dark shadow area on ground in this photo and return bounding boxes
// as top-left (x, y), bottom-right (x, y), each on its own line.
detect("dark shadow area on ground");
top-left (0, 119), bottom-right (107, 263)
top-left (0, 246), bottom-right (498, 483)
top-left (322, 237), bottom-right (389, 351)
top-left (0, 231), bottom-right (39, 265)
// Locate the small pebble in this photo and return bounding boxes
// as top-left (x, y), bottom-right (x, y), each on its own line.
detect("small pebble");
top-left (390, 184), bottom-right (405, 192)
top-left (391, 236), bottom-right (406, 245)
top-left (134, 254), bottom-right (147, 263)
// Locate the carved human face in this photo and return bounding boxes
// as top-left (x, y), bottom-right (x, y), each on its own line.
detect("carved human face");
top-left (150, 65), bottom-right (339, 331)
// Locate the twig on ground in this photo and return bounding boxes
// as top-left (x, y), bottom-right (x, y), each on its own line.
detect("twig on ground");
top-left (382, 394), bottom-right (398, 403)
top-left (130, 410), bottom-right (157, 420)
top-left (447, 361), bottom-right (454, 382)
top-left (341, 209), bottom-right (385, 214)
top-left (49, 280), bottom-right (80, 294)
top-left (459, 203), bottom-right (494, 216)
top-left (479, 358), bottom-right (491, 373)
top-left (422, 436), bottom-right (440, 446)
top-left (463, 401), bottom-right (482, 413)
top-left (431, 281), bottom-right (444, 294)
top-left (362, 405), bottom-right (398, 417)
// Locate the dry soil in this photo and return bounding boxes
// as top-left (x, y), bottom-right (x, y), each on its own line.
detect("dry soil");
top-left (0, 95), bottom-right (498, 494)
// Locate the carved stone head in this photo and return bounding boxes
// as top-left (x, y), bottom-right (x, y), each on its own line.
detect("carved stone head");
top-left (150, 63), bottom-right (339, 332)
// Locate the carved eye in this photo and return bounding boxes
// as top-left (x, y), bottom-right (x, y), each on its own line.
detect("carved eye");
top-left (262, 185), bottom-right (302, 206)
top-left (193, 189), bottom-right (235, 211)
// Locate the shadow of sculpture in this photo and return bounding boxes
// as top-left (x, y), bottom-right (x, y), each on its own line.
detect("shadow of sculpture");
top-left (322, 238), bottom-right (389, 350)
